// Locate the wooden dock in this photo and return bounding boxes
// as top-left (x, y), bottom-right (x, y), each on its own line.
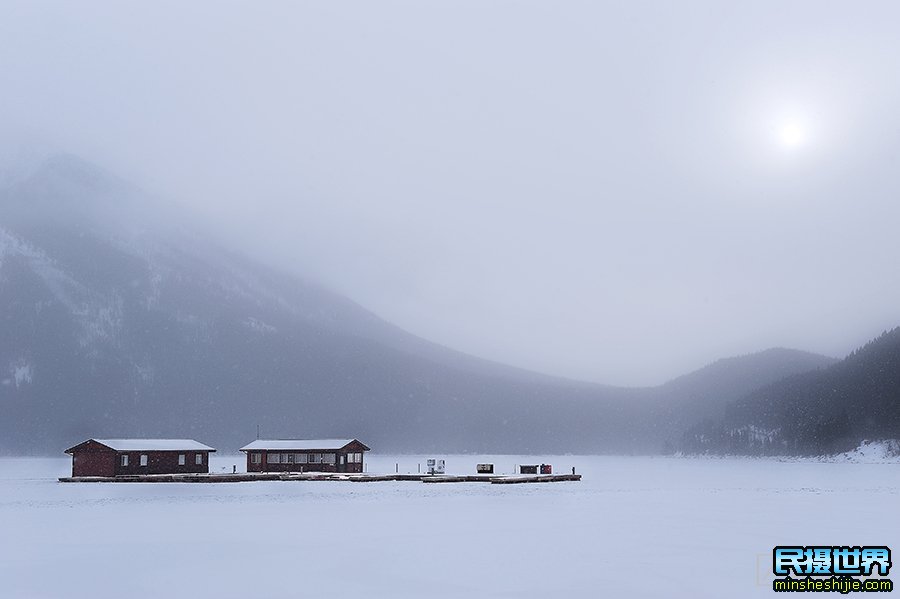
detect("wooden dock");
top-left (58, 472), bottom-right (581, 485)
top-left (490, 474), bottom-right (581, 484)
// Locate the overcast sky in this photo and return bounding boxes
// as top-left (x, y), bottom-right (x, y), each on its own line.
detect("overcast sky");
top-left (2, 1), bottom-right (900, 386)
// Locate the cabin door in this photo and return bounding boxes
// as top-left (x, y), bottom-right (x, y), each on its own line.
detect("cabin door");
top-left (338, 454), bottom-right (346, 473)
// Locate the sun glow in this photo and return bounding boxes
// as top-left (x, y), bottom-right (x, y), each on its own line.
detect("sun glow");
top-left (778, 122), bottom-right (807, 148)
top-left (735, 85), bottom-right (829, 162)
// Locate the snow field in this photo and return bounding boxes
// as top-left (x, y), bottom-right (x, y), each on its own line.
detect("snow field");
top-left (0, 455), bottom-right (896, 598)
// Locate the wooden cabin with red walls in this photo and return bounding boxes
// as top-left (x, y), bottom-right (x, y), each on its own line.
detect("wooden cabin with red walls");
top-left (240, 439), bottom-right (370, 473)
top-left (65, 439), bottom-right (216, 477)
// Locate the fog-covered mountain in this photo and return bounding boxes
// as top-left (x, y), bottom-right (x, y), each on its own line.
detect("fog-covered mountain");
top-left (0, 155), bottom-right (838, 454)
top-left (682, 327), bottom-right (900, 455)
top-left (646, 348), bottom-right (838, 451)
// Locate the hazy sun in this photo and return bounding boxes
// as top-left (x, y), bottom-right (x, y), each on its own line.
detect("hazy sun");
top-left (778, 122), bottom-right (807, 148)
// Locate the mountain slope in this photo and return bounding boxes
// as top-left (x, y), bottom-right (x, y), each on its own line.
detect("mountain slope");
top-left (647, 348), bottom-right (838, 445)
top-left (682, 328), bottom-right (900, 455)
top-left (0, 155), bottom-right (839, 454)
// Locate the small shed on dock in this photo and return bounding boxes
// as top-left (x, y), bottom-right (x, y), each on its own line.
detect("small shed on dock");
top-left (65, 439), bottom-right (216, 477)
top-left (240, 439), bottom-right (370, 473)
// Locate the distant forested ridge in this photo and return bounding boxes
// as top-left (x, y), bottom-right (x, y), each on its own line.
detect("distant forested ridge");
top-left (681, 327), bottom-right (900, 455)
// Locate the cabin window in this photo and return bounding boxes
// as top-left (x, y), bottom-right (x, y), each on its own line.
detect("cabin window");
top-left (310, 453), bottom-right (322, 464)
top-left (195, 454), bottom-right (203, 465)
top-left (323, 453), bottom-right (335, 464)
top-left (284, 453), bottom-right (294, 464)
top-left (121, 454), bottom-right (129, 467)
top-left (267, 453), bottom-right (280, 464)
top-left (178, 454), bottom-right (186, 466)
top-left (347, 452), bottom-right (362, 464)
top-left (251, 453), bottom-right (261, 464)
top-left (295, 453), bottom-right (307, 464)
top-left (140, 454), bottom-right (148, 466)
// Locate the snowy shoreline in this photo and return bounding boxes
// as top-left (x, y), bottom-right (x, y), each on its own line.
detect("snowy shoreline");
top-left (1, 454), bottom-right (897, 598)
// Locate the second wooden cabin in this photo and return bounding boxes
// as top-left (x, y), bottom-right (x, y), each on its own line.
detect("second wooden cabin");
top-left (240, 439), bottom-right (370, 473)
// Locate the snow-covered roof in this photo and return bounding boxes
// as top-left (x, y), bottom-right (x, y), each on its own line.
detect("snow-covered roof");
top-left (90, 439), bottom-right (216, 452)
top-left (240, 439), bottom-right (366, 451)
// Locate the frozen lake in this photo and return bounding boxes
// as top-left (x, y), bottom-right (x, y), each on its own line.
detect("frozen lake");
top-left (0, 454), bottom-right (896, 598)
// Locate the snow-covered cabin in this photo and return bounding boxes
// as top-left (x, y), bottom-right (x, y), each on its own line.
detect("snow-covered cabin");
top-left (64, 439), bottom-right (216, 477)
top-left (240, 439), bottom-right (370, 473)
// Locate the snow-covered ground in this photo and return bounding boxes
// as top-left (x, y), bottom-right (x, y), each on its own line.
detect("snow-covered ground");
top-left (822, 439), bottom-right (900, 463)
top-left (0, 454), bottom-right (897, 598)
